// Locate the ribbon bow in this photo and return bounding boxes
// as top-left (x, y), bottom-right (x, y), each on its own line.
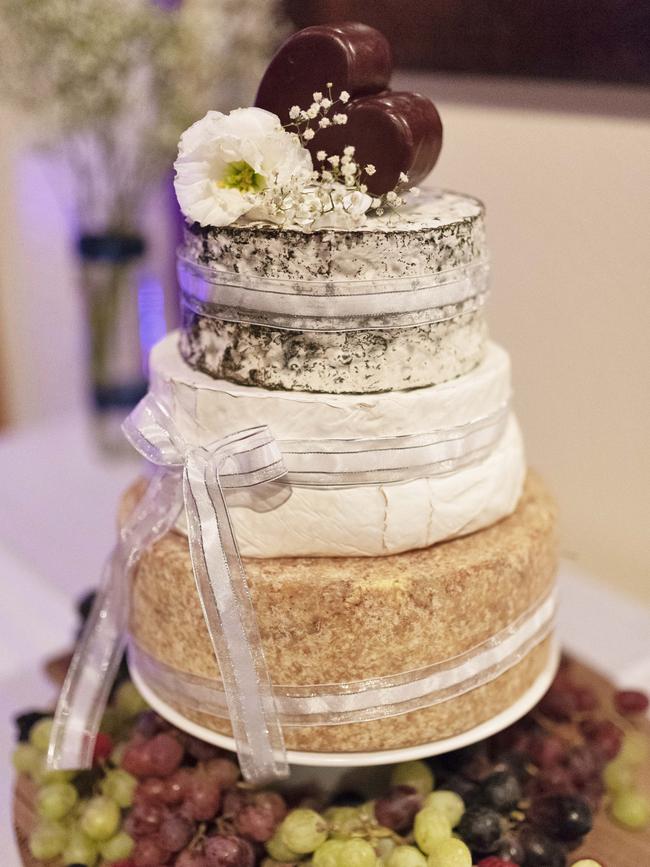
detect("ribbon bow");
top-left (48, 395), bottom-right (289, 784)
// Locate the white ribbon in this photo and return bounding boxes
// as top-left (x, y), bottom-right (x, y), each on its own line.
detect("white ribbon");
top-left (48, 394), bottom-right (514, 783)
top-left (178, 256), bottom-right (489, 332)
top-left (130, 589), bottom-right (556, 726)
top-left (49, 395), bottom-right (289, 784)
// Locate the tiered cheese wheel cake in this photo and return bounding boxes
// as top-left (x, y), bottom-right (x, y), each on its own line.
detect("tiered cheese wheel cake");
top-left (124, 22), bottom-right (558, 761)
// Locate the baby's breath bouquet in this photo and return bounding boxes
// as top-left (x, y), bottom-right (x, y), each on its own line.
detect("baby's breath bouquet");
top-left (0, 0), bottom-right (283, 232)
top-left (0, 0), bottom-right (282, 449)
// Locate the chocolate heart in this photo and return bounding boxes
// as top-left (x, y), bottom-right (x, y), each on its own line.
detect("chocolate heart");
top-left (255, 22), bottom-right (443, 195)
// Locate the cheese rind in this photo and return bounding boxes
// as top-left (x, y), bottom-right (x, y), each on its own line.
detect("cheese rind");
top-left (150, 334), bottom-right (524, 557)
top-left (179, 190), bottom-right (488, 392)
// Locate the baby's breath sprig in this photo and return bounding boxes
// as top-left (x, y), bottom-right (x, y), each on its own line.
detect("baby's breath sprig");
top-left (284, 82), bottom-right (350, 145)
top-left (271, 83), bottom-right (419, 228)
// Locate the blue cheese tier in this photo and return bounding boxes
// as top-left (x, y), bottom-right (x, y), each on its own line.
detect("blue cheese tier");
top-left (150, 334), bottom-right (525, 557)
top-left (178, 190), bottom-right (488, 393)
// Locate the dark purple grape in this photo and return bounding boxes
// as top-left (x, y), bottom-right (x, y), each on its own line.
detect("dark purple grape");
top-left (135, 710), bottom-right (168, 738)
top-left (519, 826), bottom-right (566, 867)
top-left (330, 788), bottom-right (364, 806)
top-left (564, 745), bottom-right (601, 787)
top-left (494, 831), bottom-right (526, 863)
top-left (374, 785), bottom-right (422, 832)
top-left (457, 806), bottom-right (502, 852)
top-left (14, 709), bottom-right (49, 742)
top-left (203, 834), bottom-right (255, 867)
top-left (442, 773), bottom-right (479, 804)
top-left (479, 771), bottom-right (522, 813)
top-left (493, 751), bottom-right (532, 784)
top-left (528, 795), bottom-right (592, 842)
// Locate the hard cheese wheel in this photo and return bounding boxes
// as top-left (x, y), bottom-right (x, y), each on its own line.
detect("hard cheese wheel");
top-left (128, 471), bottom-right (557, 752)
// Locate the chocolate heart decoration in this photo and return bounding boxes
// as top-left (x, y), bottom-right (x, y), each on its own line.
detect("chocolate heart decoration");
top-left (255, 22), bottom-right (443, 195)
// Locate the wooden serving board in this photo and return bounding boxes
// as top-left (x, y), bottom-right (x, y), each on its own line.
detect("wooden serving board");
top-left (13, 659), bottom-right (650, 866)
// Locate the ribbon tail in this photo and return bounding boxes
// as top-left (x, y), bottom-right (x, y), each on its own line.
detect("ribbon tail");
top-left (184, 453), bottom-right (289, 784)
top-left (48, 468), bottom-right (182, 770)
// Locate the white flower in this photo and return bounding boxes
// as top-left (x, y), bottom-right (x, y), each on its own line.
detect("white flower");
top-left (343, 145), bottom-right (355, 156)
top-left (307, 103), bottom-right (320, 118)
top-left (303, 128), bottom-right (315, 141)
top-left (410, 186), bottom-right (421, 197)
top-left (174, 108), bottom-right (313, 227)
top-left (318, 117), bottom-right (331, 128)
top-left (342, 189), bottom-right (373, 219)
top-left (339, 90), bottom-right (350, 103)
top-left (365, 164), bottom-right (376, 175)
top-left (333, 113), bottom-right (348, 125)
top-left (316, 150), bottom-right (327, 161)
top-left (289, 105), bottom-right (300, 120)
top-left (326, 81), bottom-right (333, 88)
top-left (399, 172), bottom-right (409, 183)
top-left (327, 155), bottom-right (340, 167)
top-left (320, 97), bottom-right (332, 109)
top-left (386, 190), bottom-right (399, 204)
top-left (312, 92), bottom-right (323, 103)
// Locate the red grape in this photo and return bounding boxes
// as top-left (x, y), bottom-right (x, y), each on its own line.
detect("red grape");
top-left (126, 799), bottom-right (167, 836)
top-left (204, 757), bottom-right (241, 789)
top-left (158, 814), bottom-right (194, 852)
top-left (539, 686), bottom-right (578, 721)
top-left (122, 739), bottom-right (157, 778)
top-left (203, 835), bottom-right (255, 867)
top-left (92, 731), bottom-right (114, 764)
top-left (233, 801), bottom-right (278, 842)
top-left (185, 771), bottom-right (221, 821)
top-left (614, 689), bottom-right (649, 716)
top-left (374, 785), bottom-right (422, 832)
top-left (580, 720), bottom-right (623, 761)
top-left (132, 836), bottom-right (171, 866)
top-left (574, 686), bottom-right (599, 712)
top-left (253, 790), bottom-right (287, 823)
top-left (476, 858), bottom-right (519, 867)
top-left (528, 733), bottom-right (566, 769)
top-left (149, 733), bottom-right (184, 777)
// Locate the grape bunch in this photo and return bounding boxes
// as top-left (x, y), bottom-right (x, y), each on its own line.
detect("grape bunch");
top-left (12, 653), bottom-right (649, 867)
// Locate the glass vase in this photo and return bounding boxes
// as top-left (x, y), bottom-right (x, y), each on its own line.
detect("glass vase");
top-left (78, 233), bottom-right (149, 456)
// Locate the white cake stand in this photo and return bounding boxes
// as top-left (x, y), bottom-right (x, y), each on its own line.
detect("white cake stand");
top-left (129, 639), bottom-right (559, 780)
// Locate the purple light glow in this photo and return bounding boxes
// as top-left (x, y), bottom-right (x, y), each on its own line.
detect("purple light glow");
top-left (137, 271), bottom-right (167, 374)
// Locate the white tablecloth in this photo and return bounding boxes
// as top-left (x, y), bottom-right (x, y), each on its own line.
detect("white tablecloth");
top-left (1, 413), bottom-right (649, 863)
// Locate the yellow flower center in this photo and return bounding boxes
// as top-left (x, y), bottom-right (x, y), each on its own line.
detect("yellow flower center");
top-left (219, 160), bottom-right (265, 193)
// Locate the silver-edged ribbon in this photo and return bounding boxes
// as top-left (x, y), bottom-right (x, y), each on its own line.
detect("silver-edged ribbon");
top-left (48, 395), bottom-right (289, 784)
top-left (49, 394), bottom-right (513, 783)
top-left (178, 256), bottom-right (489, 332)
top-left (130, 589), bottom-right (557, 727)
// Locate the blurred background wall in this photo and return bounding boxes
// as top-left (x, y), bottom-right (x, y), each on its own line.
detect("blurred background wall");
top-left (0, 14), bottom-right (648, 603)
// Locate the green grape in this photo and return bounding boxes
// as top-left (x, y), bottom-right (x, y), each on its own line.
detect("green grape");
top-left (99, 830), bottom-right (135, 860)
top-left (390, 760), bottom-right (434, 797)
top-left (279, 808), bottom-right (328, 854)
top-left (426, 837), bottom-right (472, 867)
top-left (422, 791), bottom-right (465, 828)
top-left (618, 730), bottom-right (649, 766)
top-left (32, 754), bottom-right (75, 785)
top-left (387, 843), bottom-right (428, 866)
top-left (37, 781), bottom-right (78, 820)
top-left (325, 804), bottom-right (364, 838)
top-left (312, 838), bottom-right (347, 867)
top-left (266, 829), bottom-right (301, 861)
top-left (413, 807), bottom-right (452, 854)
top-left (376, 837), bottom-right (397, 863)
top-left (28, 821), bottom-right (68, 860)
top-left (571, 861), bottom-right (605, 867)
top-left (114, 681), bottom-right (148, 716)
top-left (29, 717), bottom-right (54, 751)
top-left (62, 829), bottom-right (99, 866)
top-left (100, 768), bottom-right (137, 808)
top-left (80, 795), bottom-right (121, 841)
top-left (610, 789), bottom-right (650, 829)
top-left (338, 838), bottom-right (377, 867)
top-left (603, 758), bottom-right (635, 793)
top-left (358, 800), bottom-right (377, 823)
top-left (12, 742), bottom-right (41, 776)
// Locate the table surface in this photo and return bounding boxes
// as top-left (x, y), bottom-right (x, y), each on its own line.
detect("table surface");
top-left (1, 412), bottom-right (649, 864)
